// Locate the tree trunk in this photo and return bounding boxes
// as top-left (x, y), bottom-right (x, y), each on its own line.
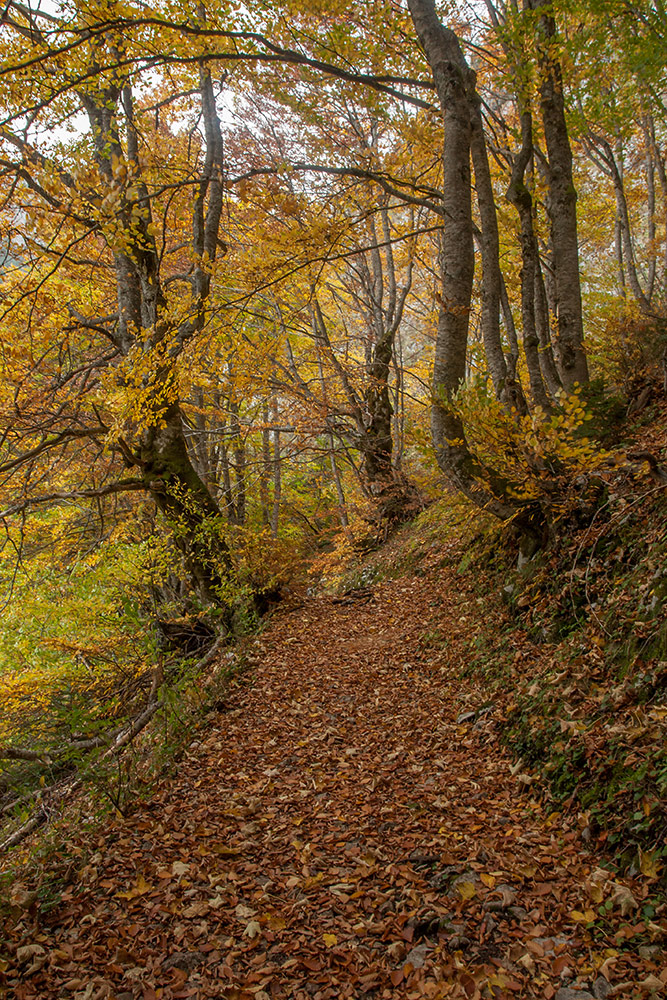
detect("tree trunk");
top-left (506, 110), bottom-right (553, 411)
top-left (470, 97), bottom-right (516, 404)
top-left (80, 68), bottom-right (234, 607)
top-left (261, 400), bottom-right (271, 527)
top-left (499, 271), bottom-right (520, 384)
top-left (605, 137), bottom-right (651, 313)
top-left (530, 0), bottom-right (589, 389)
top-left (229, 396), bottom-right (246, 527)
top-left (270, 396), bottom-right (281, 538)
top-left (534, 256), bottom-right (563, 398)
top-left (362, 328), bottom-right (394, 486)
top-left (648, 117), bottom-right (667, 298)
top-left (642, 120), bottom-right (657, 303)
top-left (139, 402), bottom-right (232, 606)
top-left (407, 0), bottom-right (526, 522)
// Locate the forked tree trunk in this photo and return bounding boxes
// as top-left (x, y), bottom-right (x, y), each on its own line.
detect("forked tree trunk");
top-left (534, 257), bottom-right (563, 398)
top-left (81, 67), bottom-right (235, 606)
top-left (407, 0), bottom-right (527, 523)
top-left (470, 96), bottom-right (528, 411)
top-left (530, 0), bottom-right (589, 390)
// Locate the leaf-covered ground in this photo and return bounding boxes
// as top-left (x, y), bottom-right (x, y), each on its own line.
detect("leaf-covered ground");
top-left (2, 565), bottom-right (666, 999)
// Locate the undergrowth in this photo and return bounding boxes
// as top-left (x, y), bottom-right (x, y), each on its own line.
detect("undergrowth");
top-left (458, 455), bottom-right (667, 889)
top-left (333, 394), bottom-right (667, 892)
top-left (0, 639), bottom-right (252, 923)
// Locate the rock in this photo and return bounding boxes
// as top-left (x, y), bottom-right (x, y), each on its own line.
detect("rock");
top-left (429, 865), bottom-right (461, 891)
top-left (448, 934), bottom-right (471, 951)
top-left (456, 711), bottom-right (476, 724)
top-left (408, 851), bottom-right (440, 869)
top-left (555, 990), bottom-right (594, 1000)
top-left (405, 944), bottom-right (429, 969)
top-left (638, 945), bottom-right (661, 961)
top-left (518, 550), bottom-right (533, 571)
top-left (161, 950), bottom-right (206, 972)
top-left (592, 978), bottom-right (611, 999)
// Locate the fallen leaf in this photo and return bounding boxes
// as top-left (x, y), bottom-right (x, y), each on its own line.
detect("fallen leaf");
top-left (116, 874), bottom-right (153, 900)
top-left (637, 975), bottom-right (665, 993)
top-left (639, 849), bottom-right (663, 880)
top-left (610, 884), bottom-right (639, 916)
top-left (456, 880), bottom-right (477, 900)
top-left (16, 944), bottom-right (45, 964)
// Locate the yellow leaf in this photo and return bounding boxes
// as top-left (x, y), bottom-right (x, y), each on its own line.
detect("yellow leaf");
top-left (456, 881), bottom-right (477, 900)
top-left (488, 973), bottom-right (511, 988)
top-left (322, 933), bottom-right (338, 947)
top-left (116, 874), bottom-right (152, 900)
top-left (639, 849), bottom-right (663, 880)
top-left (480, 873), bottom-right (496, 888)
top-left (589, 883), bottom-right (604, 904)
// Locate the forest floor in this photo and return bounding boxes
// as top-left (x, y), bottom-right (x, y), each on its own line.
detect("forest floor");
top-left (2, 558), bottom-right (666, 1000)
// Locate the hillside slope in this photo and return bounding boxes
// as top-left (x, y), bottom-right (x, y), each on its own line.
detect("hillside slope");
top-left (2, 558), bottom-right (666, 999)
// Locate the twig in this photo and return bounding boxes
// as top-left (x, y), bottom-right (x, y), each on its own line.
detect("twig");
top-left (0, 637), bottom-right (224, 852)
top-left (0, 746), bottom-right (53, 764)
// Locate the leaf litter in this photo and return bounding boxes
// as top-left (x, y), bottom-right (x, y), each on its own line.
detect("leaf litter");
top-left (2, 565), bottom-right (666, 999)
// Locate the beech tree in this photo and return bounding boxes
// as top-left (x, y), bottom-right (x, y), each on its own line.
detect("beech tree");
top-left (0, 8), bottom-right (236, 603)
top-left (1, 0), bottom-right (665, 610)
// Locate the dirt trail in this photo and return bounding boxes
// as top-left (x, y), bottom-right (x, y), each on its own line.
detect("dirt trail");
top-left (3, 570), bottom-right (662, 999)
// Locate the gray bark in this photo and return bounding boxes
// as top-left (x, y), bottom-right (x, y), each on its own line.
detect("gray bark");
top-left (534, 256), bottom-right (563, 397)
top-left (407, 0), bottom-right (522, 521)
top-left (530, 0), bottom-right (589, 389)
top-left (506, 110), bottom-right (553, 411)
top-left (470, 97), bottom-right (515, 403)
top-left (270, 396), bottom-right (281, 537)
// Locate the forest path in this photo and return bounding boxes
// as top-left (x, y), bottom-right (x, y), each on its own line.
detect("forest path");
top-left (7, 569), bottom-right (654, 999)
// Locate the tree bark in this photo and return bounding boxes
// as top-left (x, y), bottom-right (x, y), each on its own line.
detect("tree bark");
top-left (530, 0), bottom-right (589, 389)
top-left (534, 255), bottom-right (563, 397)
top-left (499, 271), bottom-right (520, 384)
top-left (79, 67), bottom-right (234, 606)
top-left (229, 396), bottom-right (246, 527)
top-left (407, 0), bottom-right (524, 522)
top-left (469, 98), bottom-right (514, 403)
top-left (606, 136), bottom-right (651, 313)
top-left (506, 110), bottom-right (553, 411)
top-left (261, 400), bottom-right (271, 527)
top-left (270, 396), bottom-right (281, 537)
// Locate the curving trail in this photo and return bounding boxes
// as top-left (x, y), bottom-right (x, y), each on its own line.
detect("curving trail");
top-left (3, 568), bottom-right (661, 999)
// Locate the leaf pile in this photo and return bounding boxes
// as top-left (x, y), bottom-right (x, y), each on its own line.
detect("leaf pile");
top-left (2, 566), bottom-right (666, 999)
